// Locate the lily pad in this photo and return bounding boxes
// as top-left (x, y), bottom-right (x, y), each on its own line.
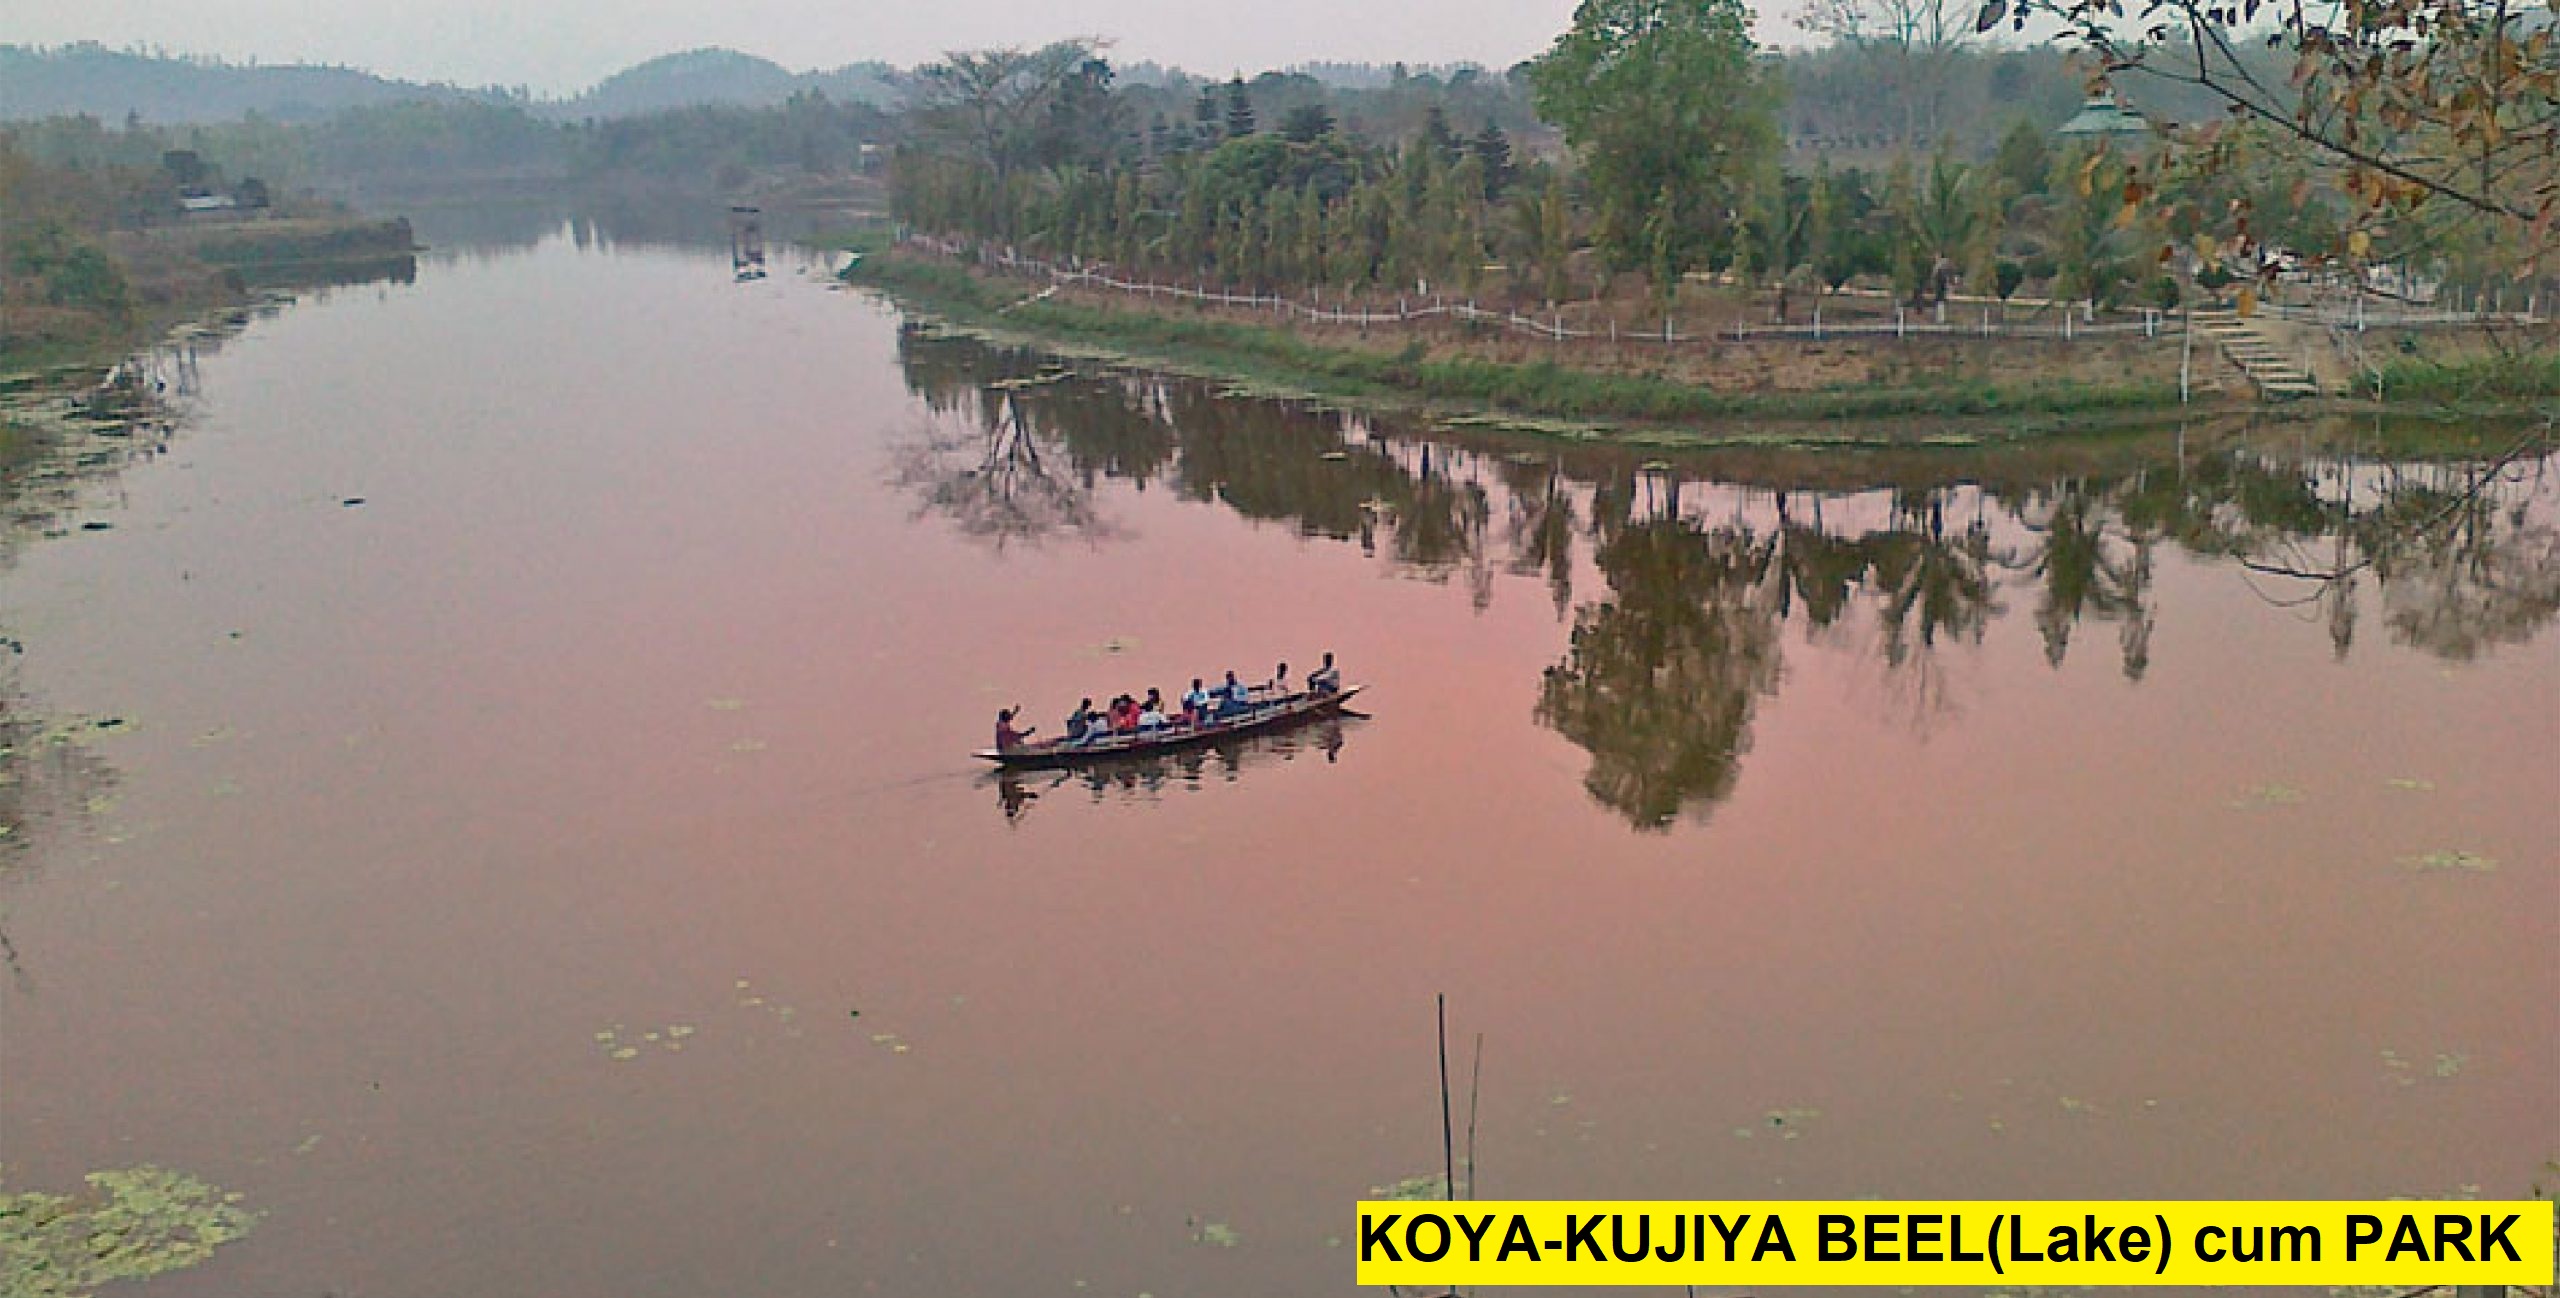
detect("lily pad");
top-left (0, 1167), bottom-right (259, 1298)
top-left (1368, 1173), bottom-right (1449, 1201)
top-left (2226, 784), bottom-right (2306, 808)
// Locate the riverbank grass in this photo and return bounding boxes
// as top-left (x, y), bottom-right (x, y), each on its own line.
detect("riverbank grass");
top-left (2379, 348), bottom-right (2560, 404)
top-left (841, 246), bottom-right (2184, 431)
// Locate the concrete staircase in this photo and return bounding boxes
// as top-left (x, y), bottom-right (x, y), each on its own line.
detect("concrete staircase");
top-left (2190, 308), bottom-right (2326, 400)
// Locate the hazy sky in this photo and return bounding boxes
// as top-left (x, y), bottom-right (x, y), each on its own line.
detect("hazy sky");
top-left (0, 0), bottom-right (1832, 95)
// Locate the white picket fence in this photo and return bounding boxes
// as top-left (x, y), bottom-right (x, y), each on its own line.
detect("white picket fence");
top-left (901, 232), bottom-right (2187, 346)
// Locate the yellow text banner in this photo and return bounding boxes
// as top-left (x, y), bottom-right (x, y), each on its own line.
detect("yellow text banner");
top-left (1352, 1200), bottom-right (2554, 1287)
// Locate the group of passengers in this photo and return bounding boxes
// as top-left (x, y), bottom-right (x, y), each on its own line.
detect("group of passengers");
top-left (994, 652), bottom-right (1341, 751)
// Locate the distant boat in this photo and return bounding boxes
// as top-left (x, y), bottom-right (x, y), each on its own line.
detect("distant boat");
top-left (977, 686), bottom-right (1365, 769)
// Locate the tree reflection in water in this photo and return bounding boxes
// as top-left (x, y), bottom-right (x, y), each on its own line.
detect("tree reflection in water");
top-left (891, 393), bottom-right (1118, 547)
top-left (1536, 518), bottom-right (1784, 831)
top-left (894, 332), bottom-right (2559, 829)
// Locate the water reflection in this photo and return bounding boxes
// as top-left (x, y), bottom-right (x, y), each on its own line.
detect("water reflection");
top-left (893, 331), bottom-right (2559, 828)
top-left (403, 193), bottom-right (873, 265)
top-left (989, 718), bottom-right (1355, 825)
top-left (1538, 517), bottom-right (1782, 829)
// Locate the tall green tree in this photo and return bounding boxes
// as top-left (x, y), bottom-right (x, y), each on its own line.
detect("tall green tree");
top-left (1528, 0), bottom-right (1778, 307)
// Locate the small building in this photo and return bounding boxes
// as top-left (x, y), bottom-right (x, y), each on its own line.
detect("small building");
top-left (2057, 92), bottom-right (2151, 141)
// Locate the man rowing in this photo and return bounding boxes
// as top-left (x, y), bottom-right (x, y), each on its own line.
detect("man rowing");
top-left (994, 708), bottom-right (1036, 752)
top-left (1307, 651), bottom-right (1341, 695)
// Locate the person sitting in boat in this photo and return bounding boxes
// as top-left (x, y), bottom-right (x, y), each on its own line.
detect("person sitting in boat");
top-left (1138, 688), bottom-right (1169, 731)
top-left (1266, 663), bottom-right (1293, 698)
top-left (1109, 694), bottom-right (1141, 734)
top-left (994, 707), bottom-right (1036, 752)
top-left (1307, 652), bottom-right (1341, 695)
top-left (1220, 670), bottom-right (1253, 718)
top-left (1181, 678), bottom-right (1211, 726)
top-left (1065, 697), bottom-right (1099, 744)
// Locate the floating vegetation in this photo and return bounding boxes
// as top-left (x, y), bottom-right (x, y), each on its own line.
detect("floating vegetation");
top-left (2226, 783), bottom-right (2306, 809)
top-left (2384, 777), bottom-right (2437, 792)
top-left (1368, 1174), bottom-right (1449, 1201)
top-left (2378, 1048), bottom-right (2469, 1087)
top-left (2058, 1096), bottom-right (2107, 1117)
top-left (1191, 1220), bottom-right (1241, 1248)
top-left (0, 1166), bottom-right (259, 1298)
top-left (2400, 849), bottom-right (2497, 873)
top-left (594, 1023), bottom-right (695, 1062)
top-left (732, 980), bottom-right (802, 1037)
top-left (5, 716), bottom-right (133, 754)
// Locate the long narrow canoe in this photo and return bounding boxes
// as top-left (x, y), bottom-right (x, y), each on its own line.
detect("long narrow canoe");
top-left (976, 686), bottom-right (1364, 769)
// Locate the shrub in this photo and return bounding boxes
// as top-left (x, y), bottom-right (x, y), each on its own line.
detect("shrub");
top-left (1994, 260), bottom-right (2025, 301)
top-left (44, 246), bottom-right (131, 315)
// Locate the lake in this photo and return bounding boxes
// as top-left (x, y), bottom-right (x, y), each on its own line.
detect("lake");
top-left (1, 221), bottom-right (2552, 1297)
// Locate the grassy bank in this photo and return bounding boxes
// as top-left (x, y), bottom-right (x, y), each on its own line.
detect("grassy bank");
top-left (2378, 348), bottom-right (2560, 405)
top-left (836, 242), bottom-right (2189, 436)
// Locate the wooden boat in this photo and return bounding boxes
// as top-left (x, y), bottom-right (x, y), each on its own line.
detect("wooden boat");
top-left (976, 686), bottom-right (1364, 769)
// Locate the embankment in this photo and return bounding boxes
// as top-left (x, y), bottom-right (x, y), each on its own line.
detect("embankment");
top-left (837, 241), bottom-right (2248, 439)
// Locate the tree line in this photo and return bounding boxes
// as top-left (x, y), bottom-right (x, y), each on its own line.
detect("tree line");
top-left (887, 8), bottom-right (2230, 315)
top-left (888, 0), bottom-right (2552, 316)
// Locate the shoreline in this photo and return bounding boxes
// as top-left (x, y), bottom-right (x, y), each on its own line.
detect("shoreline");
top-left (2, 215), bottom-right (418, 477)
top-left (834, 238), bottom-right (2551, 444)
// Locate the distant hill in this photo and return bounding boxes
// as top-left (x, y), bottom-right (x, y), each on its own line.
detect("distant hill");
top-left (556, 48), bottom-right (901, 118)
top-left (0, 43), bottom-right (491, 123)
top-left (0, 44), bottom-right (903, 126)
top-left (565, 49), bottom-right (801, 117)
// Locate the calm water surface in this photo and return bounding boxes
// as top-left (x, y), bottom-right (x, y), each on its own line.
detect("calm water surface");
top-left (1, 227), bottom-right (2553, 1298)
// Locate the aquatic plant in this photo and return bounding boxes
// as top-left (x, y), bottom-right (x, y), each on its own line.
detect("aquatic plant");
top-left (0, 1166), bottom-right (259, 1298)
